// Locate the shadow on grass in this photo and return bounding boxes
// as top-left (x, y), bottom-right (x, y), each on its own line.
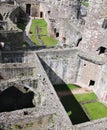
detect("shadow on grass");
top-left (54, 84), bottom-right (90, 124)
top-left (38, 57), bottom-right (90, 125)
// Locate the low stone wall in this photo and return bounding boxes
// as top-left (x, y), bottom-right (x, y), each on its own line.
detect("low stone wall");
top-left (0, 108), bottom-right (55, 130)
top-left (74, 117), bottom-right (107, 130)
top-left (0, 66), bottom-right (34, 80)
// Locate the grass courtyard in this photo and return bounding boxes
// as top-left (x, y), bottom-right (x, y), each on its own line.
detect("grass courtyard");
top-left (29, 19), bottom-right (58, 46)
top-left (54, 84), bottom-right (107, 124)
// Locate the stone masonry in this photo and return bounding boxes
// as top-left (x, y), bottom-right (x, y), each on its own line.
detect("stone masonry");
top-left (0, 0), bottom-right (107, 130)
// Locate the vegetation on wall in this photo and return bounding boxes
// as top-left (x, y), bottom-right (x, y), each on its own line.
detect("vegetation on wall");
top-left (81, 0), bottom-right (89, 7)
top-left (17, 19), bottom-right (26, 31)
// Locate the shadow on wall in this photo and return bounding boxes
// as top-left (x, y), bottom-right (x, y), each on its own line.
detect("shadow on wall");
top-left (39, 57), bottom-right (90, 125)
top-left (1, 51), bottom-right (25, 63)
top-left (0, 86), bottom-right (34, 113)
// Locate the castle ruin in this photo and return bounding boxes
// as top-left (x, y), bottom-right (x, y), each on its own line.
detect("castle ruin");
top-left (0, 0), bottom-right (107, 129)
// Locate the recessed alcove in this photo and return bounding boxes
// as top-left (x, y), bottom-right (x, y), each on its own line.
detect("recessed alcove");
top-left (89, 80), bottom-right (95, 87)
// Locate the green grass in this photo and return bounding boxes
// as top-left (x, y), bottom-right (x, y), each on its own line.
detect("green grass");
top-left (67, 84), bottom-right (78, 90)
top-left (54, 84), bottom-right (78, 92)
top-left (34, 19), bottom-right (47, 27)
top-left (39, 27), bottom-right (48, 35)
top-left (74, 93), bottom-right (97, 102)
top-left (40, 36), bottom-right (58, 46)
top-left (84, 102), bottom-right (107, 120)
top-left (60, 94), bottom-right (90, 124)
top-left (54, 84), bottom-right (107, 124)
top-left (29, 20), bottom-right (39, 45)
top-left (81, 1), bottom-right (89, 7)
top-left (29, 19), bottom-right (58, 46)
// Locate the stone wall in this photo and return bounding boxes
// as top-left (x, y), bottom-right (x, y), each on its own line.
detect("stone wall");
top-left (0, 107), bottom-right (55, 130)
top-left (0, 3), bottom-right (15, 17)
top-left (80, 0), bottom-right (107, 53)
top-left (75, 117), bottom-right (107, 130)
top-left (0, 51), bottom-right (73, 130)
top-left (0, 63), bottom-right (34, 80)
top-left (37, 49), bottom-right (106, 87)
top-left (0, 31), bottom-right (23, 50)
top-left (76, 58), bottom-right (102, 89)
top-left (37, 48), bottom-right (79, 85)
top-left (94, 64), bottom-right (107, 106)
top-left (10, 6), bottom-right (26, 23)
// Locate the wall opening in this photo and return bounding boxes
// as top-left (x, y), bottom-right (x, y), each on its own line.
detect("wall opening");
top-left (77, 0), bottom-right (81, 19)
top-left (56, 32), bottom-right (59, 37)
top-left (0, 86), bottom-right (35, 113)
top-left (96, 46), bottom-right (106, 55)
top-left (63, 37), bottom-right (66, 42)
top-left (89, 80), bottom-right (95, 87)
top-left (0, 25), bottom-right (4, 30)
top-left (76, 37), bottom-right (82, 47)
top-left (26, 4), bottom-right (31, 15)
top-left (102, 19), bottom-right (107, 29)
top-left (48, 11), bottom-right (51, 14)
top-left (0, 74), bottom-right (4, 80)
top-left (0, 13), bottom-right (3, 20)
top-left (40, 12), bottom-right (43, 18)
top-left (54, 28), bottom-right (56, 33)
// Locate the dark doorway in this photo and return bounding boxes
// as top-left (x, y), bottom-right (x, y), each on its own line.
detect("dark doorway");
top-left (56, 32), bottom-right (59, 37)
top-left (26, 4), bottom-right (31, 15)
top-left (40, 12), bottom-right (43, 18)
top-left (96, 46), bottom-right (106, 55)
top-left (89, 80), bottom-right (95, 87)
top-left (0, 86), bottom-right (34, 113)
